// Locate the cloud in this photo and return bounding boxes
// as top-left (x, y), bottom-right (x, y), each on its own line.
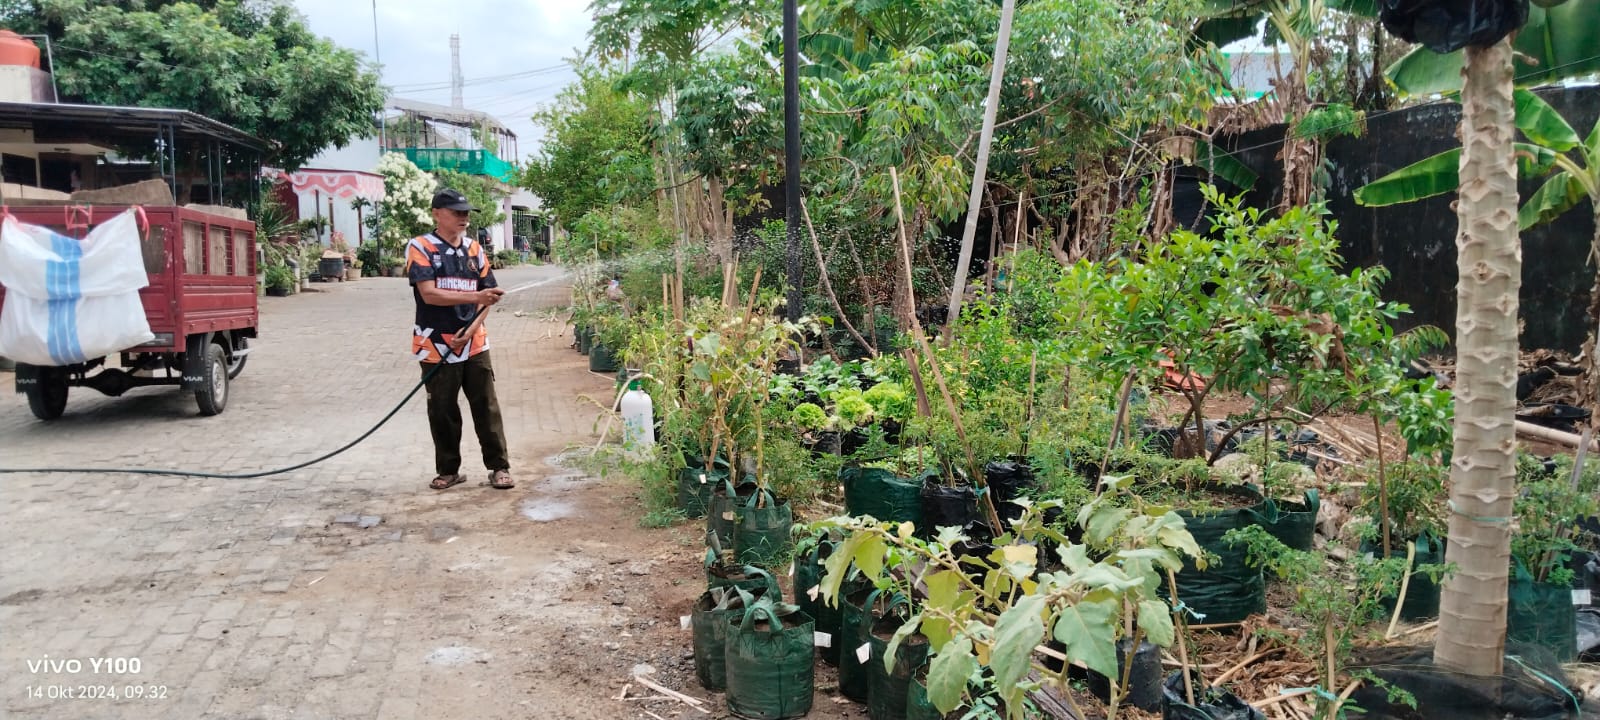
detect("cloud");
top-left (292, 0), bottom-right (591, 160)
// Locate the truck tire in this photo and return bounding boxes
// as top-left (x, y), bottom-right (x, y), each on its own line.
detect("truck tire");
top-left (227, 337), bottom-right (249, 380)
top-left (24, 368), bottom-right (67, 420)
top-left (195, 343), bottom-right (229, 416)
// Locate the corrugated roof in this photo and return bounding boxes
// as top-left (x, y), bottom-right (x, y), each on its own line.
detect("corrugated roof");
top-left (0, 101), bottom-right (269, 151)
top-left (386, 97), bottom-right (515, 138)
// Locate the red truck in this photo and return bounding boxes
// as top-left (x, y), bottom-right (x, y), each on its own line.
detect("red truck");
top-left (0, 205), bottom-right (259, 419)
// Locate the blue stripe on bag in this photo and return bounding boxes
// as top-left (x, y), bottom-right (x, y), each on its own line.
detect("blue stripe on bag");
top-left (46, 230), bottom-right (85, 365)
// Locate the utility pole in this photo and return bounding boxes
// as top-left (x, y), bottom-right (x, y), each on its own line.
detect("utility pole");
top-left (945, 0), bottom-right (1017, 332)
top-left (782, 0), bottom-right (802, 323)
top-left (372, 0), bottom-right (385, 150)
top-left (450, 34), bottom-right (464, 109)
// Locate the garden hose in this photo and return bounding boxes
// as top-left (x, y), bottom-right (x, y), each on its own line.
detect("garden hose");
top-left (0, 304), bottom-right (493, 480)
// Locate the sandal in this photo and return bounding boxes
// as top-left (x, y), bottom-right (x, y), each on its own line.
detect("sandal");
top-left (429, 474), bottom-right (466, 490)
top-left (488, 469), bottom-right (514, 490)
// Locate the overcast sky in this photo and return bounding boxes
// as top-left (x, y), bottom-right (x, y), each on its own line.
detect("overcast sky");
top-left (291, 1), bottom-right (593, 162)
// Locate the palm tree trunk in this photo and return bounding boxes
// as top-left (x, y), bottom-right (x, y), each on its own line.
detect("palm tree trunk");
top-left (1433, 38), bottom-right (1519, 677)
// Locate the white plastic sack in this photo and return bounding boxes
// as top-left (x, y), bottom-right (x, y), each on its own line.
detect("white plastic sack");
top-left (0, 210), bottom-right (154, 366)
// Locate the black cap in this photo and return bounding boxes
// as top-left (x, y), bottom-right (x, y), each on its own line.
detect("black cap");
top-left (431, 188), bottom-right (476, 212)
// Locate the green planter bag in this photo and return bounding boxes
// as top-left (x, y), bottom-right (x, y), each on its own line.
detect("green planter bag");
top-left (1248, 489), bottom-right (1320, 551)
top-left (705, 552), bottom-right (783, 601)
top-left (677, 455), bottom-right (729, 518)
top-left (868, 598), bottom-right (929, 720)
top-left (839, 586), bottom-right (884, 702)
top-left (708, 478), bottom-right (758, 549)
top-left (725, 600), bottom-right (816, 720)
top-left (576, 325), bottom-right (593, 354)
top-left (1363, 531), bottom-right (1444, 622)
top-left (588, 342), bottom-right (619, 373)
top-left (1508, 566), bottom-right (1578, 662)
top-left (794, 539), bottom-right (848, 666)
top-left (1168, 487), bottom-right (1268, 624)
top-left (693, 585), bottom-right (769, 691)
top-left (734, 488), bottom-right (793, 568)
top-left (906, 668), bottom-right (948, 720)
top-left (842, 466), bottom-right (923, 525)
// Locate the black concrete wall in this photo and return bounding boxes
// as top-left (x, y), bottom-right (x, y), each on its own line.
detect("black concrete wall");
top-left (1201, 85), bottom-right (1597, 352)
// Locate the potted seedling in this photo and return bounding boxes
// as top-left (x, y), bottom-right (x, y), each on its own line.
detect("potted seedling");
top-left (1507, 452), bottom-right (1599, 661)
top-left (1355, 458), bottom-right (1449, 621)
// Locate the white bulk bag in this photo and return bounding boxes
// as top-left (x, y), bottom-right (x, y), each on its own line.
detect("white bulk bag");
top-left (0, 210), bottom-right (154, 366)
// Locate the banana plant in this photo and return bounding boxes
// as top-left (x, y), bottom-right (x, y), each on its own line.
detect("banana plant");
top-left (1355, 89), bottom-right (1599, 440)
top-left (1384, 0), bottom-right (1600, 96)
top-left (1351, 88), bottom-right (1591, 221)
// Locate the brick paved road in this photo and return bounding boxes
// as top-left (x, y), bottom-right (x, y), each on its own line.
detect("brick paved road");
top-left (0, 265), bottom-right (634, 720)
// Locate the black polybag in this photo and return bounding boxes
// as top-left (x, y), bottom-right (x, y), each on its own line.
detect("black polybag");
top-left (1379, 0), bottom-right (1529, 54)
top-left (1162, 672), bottom-right (1265, 720)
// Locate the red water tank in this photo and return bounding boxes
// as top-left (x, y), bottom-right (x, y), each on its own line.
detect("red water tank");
top-left (0, 30), bottom-right (41, 69)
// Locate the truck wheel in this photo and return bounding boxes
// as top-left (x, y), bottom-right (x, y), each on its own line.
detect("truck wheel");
top-left (227, 337), bottom-right (249, 379)
top-left (195, 344), bottom-right (229, 416)
top-left (24, 369), bottom-right (67, 420)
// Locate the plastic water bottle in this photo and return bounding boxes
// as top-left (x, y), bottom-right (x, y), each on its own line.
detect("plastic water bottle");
top-left (620, 379), bottom-right (655, 455)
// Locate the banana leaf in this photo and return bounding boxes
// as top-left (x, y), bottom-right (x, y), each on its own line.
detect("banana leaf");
top-left (1353, 143), bottom-right (1559, 207)
top-left (1514, 89), bottom-right (1582, 153)
top-left (1520, 172), bottom-right (1588, 231)
top-left (1387, 1), bottom-right (1600, 96)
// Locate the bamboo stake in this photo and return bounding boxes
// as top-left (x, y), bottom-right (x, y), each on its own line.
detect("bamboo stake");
top-left (904, 348), bottom-right (933, 419)
top-left (945, 0), bottom-right (1019, 331)
top-left (1383, 540), bottom-right (1417, 640)
top-left (1374, 414), bottom-right (1391, 557)
top-left (1515, 420), bottom-right (1600, 451)
top-left (1167, 568), bottom-right (1197, 706)
top-left (631, 675), bottom-right (710, 713)
top-left (1023, 349), bottom-right (1038, 456)
top-left (891, 167), bottom-right (1002, 531)
top-left (1254, 688), bottom-right (1317, 709)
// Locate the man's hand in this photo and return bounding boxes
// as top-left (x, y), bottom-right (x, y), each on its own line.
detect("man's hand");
top-left (476, 287), bottom-right (506, 306)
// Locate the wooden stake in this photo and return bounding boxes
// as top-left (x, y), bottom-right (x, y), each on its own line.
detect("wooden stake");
top-left (1211, 646), bottom-right (1285, 687)
top-left (801, 197), bottom-right (877, 357)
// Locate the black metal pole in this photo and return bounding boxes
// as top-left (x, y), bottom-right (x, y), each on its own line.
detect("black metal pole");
top-left (782, 0), bottom-right (802, 323)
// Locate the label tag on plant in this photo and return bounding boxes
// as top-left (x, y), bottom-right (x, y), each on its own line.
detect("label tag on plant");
top-left (814, 631), bottom-right (833, 648)
top-left (698, 472), bottom-right (707, 484)
top-left (786, 563), bottom-right (795, 578)
top-left (806, 585), bottom-right (820, 601)
top-left (856, 642), bottom-right (872, 665)
top-left (722, 511), bottom-right (735, 521)
top-left (1574, 589), bottom-right (1592, 606)
top-left (680, 615), bottom-right (691, 630)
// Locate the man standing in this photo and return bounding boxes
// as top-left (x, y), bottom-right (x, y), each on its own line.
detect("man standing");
top-left (406, 188), bottom-right (513, 490)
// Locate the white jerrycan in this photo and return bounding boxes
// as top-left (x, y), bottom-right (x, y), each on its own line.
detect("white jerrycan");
top-left (620, 378), bottom-right (655, 454)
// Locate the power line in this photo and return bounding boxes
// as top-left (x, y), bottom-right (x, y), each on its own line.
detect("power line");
top-left (390, 64), bottom-right (570, 92)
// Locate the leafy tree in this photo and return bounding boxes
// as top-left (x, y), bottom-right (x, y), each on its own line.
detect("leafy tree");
top-left (521, 68), bottom-right (657, 229)
top-left (672, 43), bottom-right (783, 259)
top-left (5, 0), bottom-right (385, 170)
top-left (433, 169), bottom-right (508, 234)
